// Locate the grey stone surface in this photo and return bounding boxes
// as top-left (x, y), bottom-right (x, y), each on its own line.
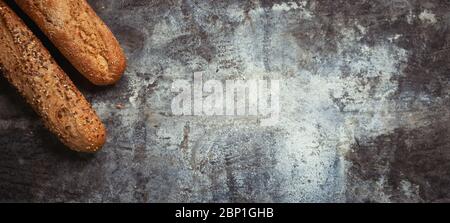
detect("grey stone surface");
top-left (0, 0), bottom-right (449, 202)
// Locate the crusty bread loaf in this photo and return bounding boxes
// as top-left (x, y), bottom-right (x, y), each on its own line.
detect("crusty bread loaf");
top-left (0, 1), bottom-right (106, 152)
top-left (15, 0), bottom-right (127, 85)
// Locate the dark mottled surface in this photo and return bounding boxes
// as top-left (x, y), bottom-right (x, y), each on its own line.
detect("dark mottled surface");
top-left (0, 0), bottom-right (449, 202)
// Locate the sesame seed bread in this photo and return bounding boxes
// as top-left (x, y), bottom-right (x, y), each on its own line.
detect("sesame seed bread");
top-left (15, 0), bottom-right (127, 85)
top-left (0, 1), bottom-right (106, 152)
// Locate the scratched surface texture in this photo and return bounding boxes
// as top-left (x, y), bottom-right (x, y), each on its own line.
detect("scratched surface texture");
top-left (1, 0), bottom-right (449, 202)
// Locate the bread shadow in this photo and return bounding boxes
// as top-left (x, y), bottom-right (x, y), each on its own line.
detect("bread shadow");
top-left (0, 0), bottom-right (114, 157)
top-left (0, 75), bottom-right (96, 158)
top-left (0, 3), bottom-right (98, 202)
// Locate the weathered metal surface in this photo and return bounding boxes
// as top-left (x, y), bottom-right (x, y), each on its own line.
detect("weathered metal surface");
top-left (0, 0), bottom-right (449, 202)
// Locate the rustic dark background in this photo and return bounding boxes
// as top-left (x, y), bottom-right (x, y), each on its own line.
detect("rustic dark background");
top-left (0, 0), bottom-right (449, 202)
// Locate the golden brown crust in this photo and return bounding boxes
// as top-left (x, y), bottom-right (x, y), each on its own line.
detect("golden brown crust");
top-left (0, 1), bottom-right (106, 152)
top-left (15, 0), bottom-right (127, 85)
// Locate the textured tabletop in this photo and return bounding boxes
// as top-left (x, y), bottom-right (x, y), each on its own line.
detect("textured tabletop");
top-left (0, 0), bottom-right (449, 202)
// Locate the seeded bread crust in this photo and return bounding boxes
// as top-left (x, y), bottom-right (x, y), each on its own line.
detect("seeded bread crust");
top-left (15, 0), bottom-right (127, 85)
top-left (0, 1), bottom-right (106, 152)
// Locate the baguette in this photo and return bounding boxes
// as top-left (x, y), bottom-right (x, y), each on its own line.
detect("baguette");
top-left (0, 1), bottom-right (106, 152)
top-left (15, 0), bottom-right (127, 85)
